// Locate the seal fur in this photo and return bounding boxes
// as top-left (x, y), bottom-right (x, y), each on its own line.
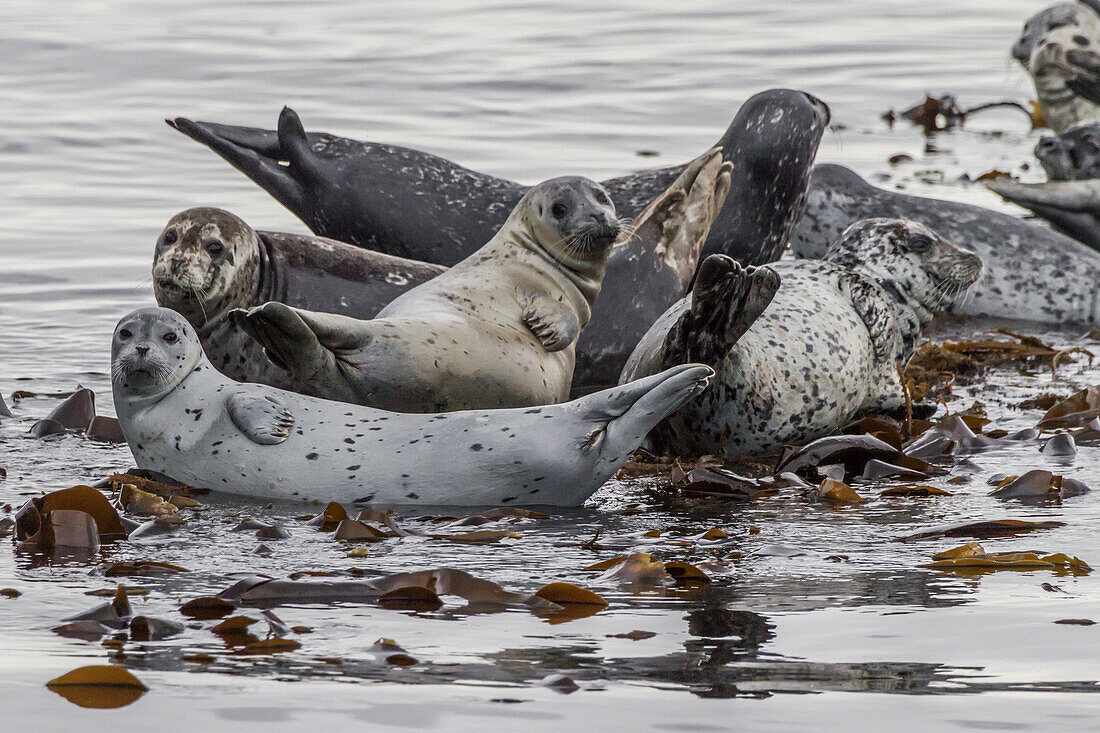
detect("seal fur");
top-left (111, 307), bottom-right (713, 507)
top-left (621, 219), bottom-right (982, 458)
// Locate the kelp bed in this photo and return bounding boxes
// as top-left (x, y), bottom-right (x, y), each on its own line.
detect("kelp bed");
top-left (2, 318), bottom-right (1100, 726)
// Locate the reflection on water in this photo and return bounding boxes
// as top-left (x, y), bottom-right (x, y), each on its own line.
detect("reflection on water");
top-left (4, 0), bottom-right (1100, 729)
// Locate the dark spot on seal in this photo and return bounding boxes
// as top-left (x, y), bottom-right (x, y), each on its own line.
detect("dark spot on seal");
top-left (306, 452), bottom-right (319, 460)
top-left (470, 443), bottom-right (483, 451)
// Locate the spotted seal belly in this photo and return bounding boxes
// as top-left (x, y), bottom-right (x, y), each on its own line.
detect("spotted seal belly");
top-left (621, 219), bottom-right (982, 458)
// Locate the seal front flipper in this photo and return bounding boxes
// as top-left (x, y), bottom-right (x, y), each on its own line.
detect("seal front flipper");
top-left (838, 274), bottom-right (902, 363)
top-left (168, 117), bottom-right (307, 214)
top-left (628, 148), bottom-right (733, 290)
top-left (226, 387), bottom-right (295, 445)
top-left (521, 295), bottom-right (581, 352)
top-left (663, 256), bottom-right (780, 367)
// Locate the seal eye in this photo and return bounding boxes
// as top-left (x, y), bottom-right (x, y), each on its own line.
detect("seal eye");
top-left (118, 329), bottom-right (132, 341)
top-left (909, 235), bottom-right (934, 253)
top-left (551, 202), bottom-right (567, 220)
top-left (163, 332), bottom-right (179, 344)
top-left (595, 190), bottom-right (610, 206)
top-left (205, 241), bottom-right (224, 256)
top-left (163, 230), bottom-right (177, 245)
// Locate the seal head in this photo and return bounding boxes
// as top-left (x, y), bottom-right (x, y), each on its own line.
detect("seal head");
top-left (1036, 120), bottom-right (1100, 179)
top-left (1012, 2), bottom-right (1100, 63)
top-left (152, 208), bottom-right (260, 328)
top-left (112, 307), bottom-right (202, 401)
top-left (514, 176), bottom-right (621, 277)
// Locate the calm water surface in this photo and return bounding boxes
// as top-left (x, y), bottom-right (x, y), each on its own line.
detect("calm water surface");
top-left (3, 1), bottom-right (1100, 730)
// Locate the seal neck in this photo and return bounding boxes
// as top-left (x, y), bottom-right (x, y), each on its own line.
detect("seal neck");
top-left (500, 220), bottom-right (607, 311)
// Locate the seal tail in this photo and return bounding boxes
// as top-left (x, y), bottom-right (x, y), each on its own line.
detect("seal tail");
top-left (167, 116), bottom-right (307, 214)
top-left (662, 255), bottom-right (780, 367)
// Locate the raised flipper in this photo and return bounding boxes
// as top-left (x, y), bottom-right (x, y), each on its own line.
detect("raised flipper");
top-left (662, 255), bottom-right (780, 367)
top-left (276, 107), bottom-right (327, 185)
top-left (226, 387), bottom-right (295, 445)
top-left (168, 115), bottom-right (307, 214)
top-left (229, 302), bottom-right (364, 387)
top-left (575, 364), bottom-right (712, 463)
top-left (521, 294), bottom-right (580, 352)
top-left (626, 148), bottom-right (733, 290)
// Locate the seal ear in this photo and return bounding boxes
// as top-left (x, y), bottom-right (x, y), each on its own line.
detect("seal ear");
top-left (662, 256), bottom-right (780, 367)
top-left (226, 387), bottom-right (294, 445)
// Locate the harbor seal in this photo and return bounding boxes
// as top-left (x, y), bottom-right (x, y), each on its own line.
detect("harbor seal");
top-left (985, 121), bottom-right (1100, 248)
top-left (167, 88), bottom-right (829, 266)
top-left (152, 207), bottom-right (443, 391)
top-left (792, 164), bottom-right (1100, 325)
top-left (621, 219), bottom-right (983, 458)
top-left (1014, 4), bottom-right (1100, 132)
top-left (232, 176), bottom-right (622, 412)
top-left (111, 307), bottom-right (713, 507)
top-left (154, 150), bottom-right (732, 394)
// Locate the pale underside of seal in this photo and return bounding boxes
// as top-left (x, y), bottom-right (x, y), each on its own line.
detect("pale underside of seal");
top-left (111, 307), bottom-right (713, 507)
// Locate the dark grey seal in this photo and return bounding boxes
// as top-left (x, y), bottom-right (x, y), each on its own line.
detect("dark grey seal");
top-left (792, 164), bottom-right (1100, 325)
top-left (167, 89), bottom-right (829, 267)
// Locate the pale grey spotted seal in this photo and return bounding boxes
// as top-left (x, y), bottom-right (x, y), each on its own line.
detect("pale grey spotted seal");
top-left (152, 207), bottom-right (442, 392)
top-left (233, 176), bottom-right (623, 412)
top-left (1014, 3), bottom-right (1100, 132)
top-left (168, 89), bottom-right (829, 267)
top-left (154, 150), bottom-right (731, 395)
top-left (621, 219), bottom-right (982, 458)
top-left (794, 164), bottom-right (1100, 325)
top-left (111, 307), bottom-right (713, 507)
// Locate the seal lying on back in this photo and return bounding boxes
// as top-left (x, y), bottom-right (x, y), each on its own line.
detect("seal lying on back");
top-left (154, 151), bottom-right (732, 394)
top-left (111, 307), bottom-right (713, 507)
top-left (152, 208), bottom-right (442, 391)
top-left (986, 121), bottom-right (1100, 249)
top-left (233, 176), bottom-right (622, 412)
top-left (793, 164), bottom-right (1100, 325)
top-left (168, 88), bottom-right (829, 266)
top-left (621, 220), bottom-right (982, 458)
top-left (1013, 3), bottom-right (1100, 132)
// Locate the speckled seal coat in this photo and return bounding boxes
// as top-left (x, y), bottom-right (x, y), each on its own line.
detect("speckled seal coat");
top-left (232, 177), bottom-right (623, 412)
top-left (152, 207), bottom-right (442, 391)
top-left (168, 89), bottom-right (829, 267)
top-left (793, 164), bottom-right (1100, 325)
top-left (621, 220), bottom-right (982, 458)
top-left (1014, 4), bottom-right (1100, 133)
top-left (111, 307), bottom-right (713, 507)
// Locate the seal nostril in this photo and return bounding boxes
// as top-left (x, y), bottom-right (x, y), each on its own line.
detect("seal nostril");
top-left (170, 258), bottom-right (184, 274)
top-left (136, 345), bottom-right (149, 357)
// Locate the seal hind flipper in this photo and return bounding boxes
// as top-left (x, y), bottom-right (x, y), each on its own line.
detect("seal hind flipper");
top-left (277, 107), bottom-right (326, 184)
top-left (627, 148), bottom-right (733, 290)
top-left (230, 303), bottom-right (343, 385)
top-left (168, 117), bottom-right (307, 214)
top-left (226, 388), bottom-right (295, 445)
top-left (521, 295), bottom-right (580, 352)
top-left (662, 256), bottom-right (780, 367)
